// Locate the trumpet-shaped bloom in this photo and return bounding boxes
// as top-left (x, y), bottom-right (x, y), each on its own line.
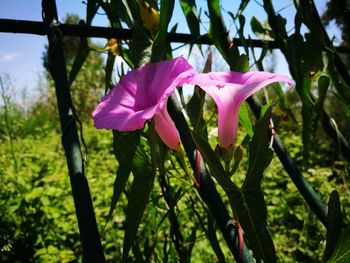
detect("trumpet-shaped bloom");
top-left (190, 71), bottom-right (292, 150)
top-left (92, 57), bottom-right (195, 150)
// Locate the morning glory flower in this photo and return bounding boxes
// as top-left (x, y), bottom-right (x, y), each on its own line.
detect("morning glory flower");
top-left (92, 57), bottom-right (195, 150)
top-left (190, 71), bottom-right (292, 150)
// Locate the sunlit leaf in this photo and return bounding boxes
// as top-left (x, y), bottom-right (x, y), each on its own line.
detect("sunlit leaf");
top-left (180, 0), bottom-right (200, 36)
top-left (238, 102), bottom-right (253, 138)
top-left (207, 0), bottom-right (248, 71)
top-left (250, 16), bottom-right (274, 40)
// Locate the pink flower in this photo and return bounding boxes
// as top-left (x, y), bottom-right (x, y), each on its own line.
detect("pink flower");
top-left (190, 71), bottom-right (292, 150)
top-left (92, 57), bottom-right (195, 150)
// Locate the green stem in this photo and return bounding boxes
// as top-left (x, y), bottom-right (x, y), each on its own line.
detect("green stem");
top-left (167, 94), bottom-right (254, 263)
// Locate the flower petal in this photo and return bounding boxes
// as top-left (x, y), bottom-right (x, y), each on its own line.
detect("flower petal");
top-left (92, 57), bottom-right (195, 148)
top-left (191, 71), bottom-right (292, 149)
top-left (154, 103), bottom-right (181, 150)
top-left (198, 84), bottom-right (241, 150)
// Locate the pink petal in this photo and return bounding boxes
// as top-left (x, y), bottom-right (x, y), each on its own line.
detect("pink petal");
top-left (154, 103), bottom-right (181, 150)
top-left (92, 57), bottom-right (195, 149)
top-left (191, 71), bottom-right (292, 149)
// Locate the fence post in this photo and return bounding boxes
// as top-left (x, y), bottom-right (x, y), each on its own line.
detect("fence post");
top-left (41, 0), bottom-right (105, 261)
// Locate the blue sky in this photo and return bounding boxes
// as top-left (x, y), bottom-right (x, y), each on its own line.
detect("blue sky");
top-left (0, 0), bottom-right (340, 100)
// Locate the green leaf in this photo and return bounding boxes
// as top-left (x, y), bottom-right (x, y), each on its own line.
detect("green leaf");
top-left (206, 214), bottom-right (226, 262)
top-left (170, 23), bottom-right (178, 33)
top-left (186, 51), bottom-right (211, 140)
top-left (123, 0), bottom-right (139, 26)
top-left (327, 227), bottom-right (350, 263)
top-left (86, 0), bottom-right (99, 25)
top-left (304, 34), bottom-right (324, 73)
top-left (273, 82), bottom-right (297, 124)
top-left (237, 15), bottom-right (249, 55)
top-left (122, 144), bottom-right (156, 261)
top-left (324, 190), bottom-right (343, 262)
top-left (299, 77), bottom-right (317, 161)
top-left (160, 0), bottom-right (174, 31)
top-left (180, 0), bottom-right (201, 55)
top-left (231, 144), bottom-right (244, 175)
top-left (130, 27), bottom-right (153, 66)
top-left (190, 130), bottom-right (232, 191)
top-left (105, 164), bottom-right (130, 228)
top-left (285, 33), bottom-right (304, 80)
top-left (238, 102), bottom-right (253, 138)
top-left (180, 0), bottom-right (200, 36)
top-left (99, 1), bottom-right (122, 28)
top-left (207, 0), bottom-right (248, 71)
top-left (317, 75), bottom-right (330, 108)
top-left (250, 16), bottom-right (274, 40)
top-left (151, 0), bottom-right (175, 62)
top-left (327, 52), bottom-right (350, 109)
top-left (298, 0), bottom-right (325, 44)
top-left (125, 0), bottom-right (154, 66)
top-left (286, 33), bottom-right (323, 80)
top-left (236, 107), bottom-right (276, 262)
top-left (274, 14), bottom-right (288, 40)
top-left (191, 107), bottom-right (276, 262)
top-left (190, 197), bottom-right (226, 262)
top-left (113, 130), bottom-right (141, 164)
top-left (107, 0), bottom-right (134, 26)
top-left (105, 131), bottom-right (141, 226)
top-left (104, 53), bottom-right (116, 93)
top-left (187, 86), bottom-right (207, 140)
top-left (68, 36), bottom-right (89, 86)
top-left (207, 0), bottom-right (236, 68)
top-left (236, 0), bottom-right (250, 17)
top-left (315, 75), bottom-right (330, 125)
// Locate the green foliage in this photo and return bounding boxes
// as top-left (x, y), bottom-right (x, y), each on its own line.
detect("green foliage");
top-left (192, 108), bottom-right (277, 262)
top-left (326, 227), bottom-right (350, 263)
top-left (122, 133), bottom-right (155, 261)
top-left (2, 0), bottom-right (350, 262)
top-left (1, 78), bottom-right (350, 261)
top-left (180, 0), bottom-right (200, 37)
top-left (0, 129), bottom-right (82, 261)
top-left (324, 191), bottom-right (343, 261)
top-left (208, 0), bottom-right (248, 72)
top-left (250, 16), bottom-right (274, 40)
top-left (105, 131), bottom-right (141, 225)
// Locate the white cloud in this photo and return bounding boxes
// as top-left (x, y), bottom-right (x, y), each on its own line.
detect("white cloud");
top-left (1, 52), bottom-right (22, 62)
